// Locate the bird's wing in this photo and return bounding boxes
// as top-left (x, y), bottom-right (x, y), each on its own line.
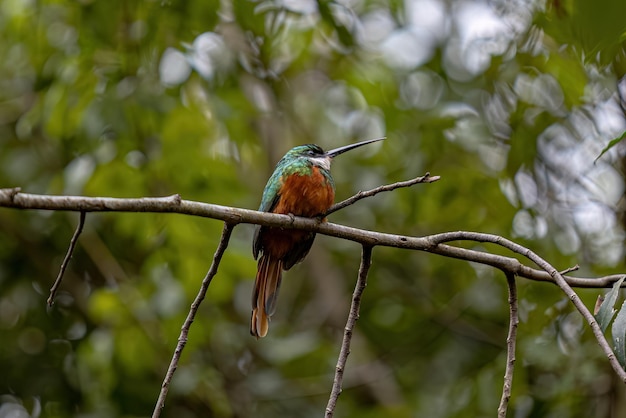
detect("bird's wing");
top-left (282, 232), bottom-right (316, 270)
top-left (253, 172), bottom-right (282, 259)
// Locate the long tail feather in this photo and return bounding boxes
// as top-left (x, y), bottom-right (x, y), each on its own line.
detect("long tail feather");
top-left (250, 255), bottom-right (283, 338)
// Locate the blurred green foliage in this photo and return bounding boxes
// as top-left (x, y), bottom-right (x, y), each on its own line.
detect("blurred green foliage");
top-left (1, 0), bottom-right (626, 417)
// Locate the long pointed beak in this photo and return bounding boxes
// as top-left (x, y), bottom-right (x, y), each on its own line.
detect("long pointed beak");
top-left (325, 137), bottom-right (386, 158)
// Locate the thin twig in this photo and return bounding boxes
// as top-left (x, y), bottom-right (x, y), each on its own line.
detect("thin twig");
top-left (559, 264), bottom-right (580, 275)
top-left (48, 211), bottom-right (86, 306)
top-left (326, 173), bottom-right (440, 215)
top-left (498, 272), bottom-right (518, 418)
top-left (325, 245), bottom-right (373, 418)
top-left (152, 222), bottom-right (236, 418)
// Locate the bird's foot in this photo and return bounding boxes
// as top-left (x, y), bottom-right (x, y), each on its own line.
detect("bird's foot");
top-left (315, 214), bottom-right (327, 223)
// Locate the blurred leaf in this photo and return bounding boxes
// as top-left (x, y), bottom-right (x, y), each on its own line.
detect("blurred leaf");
top-left (317, 0), bottom-right (355, 49)
top-left (595, 276), bottom-right (625, 332)
top-left (540, 0), bottom-right (626, 66)
top-left (612, 299), bottom-right (626, 368)
top-left (506, 110), bottom-right (554, 176)
top-left (595, 130), bottom-right (626, 163)
top-left (544, 53), bottom-right (588, 108)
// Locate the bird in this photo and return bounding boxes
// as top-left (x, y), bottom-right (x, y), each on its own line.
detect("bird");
top-left (251, 137), bottom-right (385, 338)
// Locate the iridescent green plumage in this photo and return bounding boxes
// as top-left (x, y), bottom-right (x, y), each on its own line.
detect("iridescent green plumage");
top-left (256, 144), bottom-right (334, 214)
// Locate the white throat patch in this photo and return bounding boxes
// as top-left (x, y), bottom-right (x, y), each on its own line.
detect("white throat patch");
top-left (310, 156), bottom-right (331, 171)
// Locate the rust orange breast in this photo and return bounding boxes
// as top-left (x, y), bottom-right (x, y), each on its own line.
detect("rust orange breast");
top-left (274, 166), bottom-right (335, 217)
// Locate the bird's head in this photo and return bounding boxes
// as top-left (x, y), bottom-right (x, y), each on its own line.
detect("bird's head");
top-left (285, 137), bottom-right (385, 170)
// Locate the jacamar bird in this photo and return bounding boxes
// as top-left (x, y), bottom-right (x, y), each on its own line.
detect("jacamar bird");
top-left (251, 137), bottom-right (385, 338)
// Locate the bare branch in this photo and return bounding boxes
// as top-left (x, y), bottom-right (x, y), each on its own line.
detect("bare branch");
top-left (498, 272), bottom-right (518, 418)
top-left (559, 264), bottom-right (580, 275)
top-left (326, 245), bottom-right (373, 418)
top-left (48, 211), bottom-right (86, 306)
top-left (0, 188), bottom-right (623, 289)
top-left (429, 231), bottom-right (626, 382)
top-left (428, 243), bottom-right (623, 288)
top-left (152, 222), bottom-right (235, 418)
top-left (326, 173), bottom-right (440, 215)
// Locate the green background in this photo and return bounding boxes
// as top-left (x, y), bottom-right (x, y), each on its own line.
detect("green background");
top-left (1, 0), bottom-right (626, 417)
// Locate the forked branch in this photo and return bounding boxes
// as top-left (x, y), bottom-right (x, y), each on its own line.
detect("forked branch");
top-left (429, 232), bottom-right (626, 382)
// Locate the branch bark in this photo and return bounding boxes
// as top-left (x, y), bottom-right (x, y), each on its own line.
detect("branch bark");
top-left (0, 188), bottom-right (622, 289)
top-left (498, 272), bottom-right (518, 418)
top-left (48, 211), bottom-right (86, 306)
